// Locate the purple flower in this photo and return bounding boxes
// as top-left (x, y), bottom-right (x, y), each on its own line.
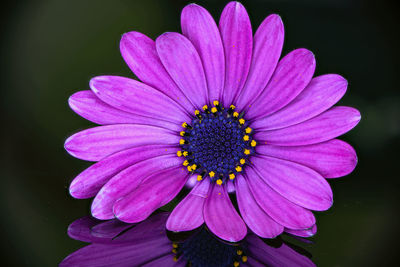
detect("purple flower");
top-left (60, 212), bottom-right (316, 267)
top-left (65, 2), bottom-right (360, 242)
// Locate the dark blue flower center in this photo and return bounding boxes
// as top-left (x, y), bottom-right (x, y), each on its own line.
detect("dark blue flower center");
top-left (178, 103), bottom-right (256, 184)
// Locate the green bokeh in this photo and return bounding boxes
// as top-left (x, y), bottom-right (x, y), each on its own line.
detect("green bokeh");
top-left (1, 0), bottom-right (398, 266)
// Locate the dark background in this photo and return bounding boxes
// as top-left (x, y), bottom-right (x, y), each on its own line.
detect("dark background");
top-left (1, 0), bottom-right (398, 266)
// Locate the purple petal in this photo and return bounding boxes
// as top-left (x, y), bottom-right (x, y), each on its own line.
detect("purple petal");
top-left (204, 184), bottom-right (247, 242)
top-left (219, 1), bottom-right (252, 105)
top-left (245, 167), bottom-right (315, 229)
top-left (70, 145), bottom-right (178, 199)
top-left (285, 224), bottom-right (317, 237)
top-left (91, 155), bottom-right (182, 219)
top-left (246, 49), bottom-right (315, 119)
top-left (91, 220), bottom-right (133, 240)
top-left (235, 175), bottom-right (283, 238)
top-left (156, 32), bottom-right (208, 108)
top-left (166, 178), bottom-right (210, 232)
top-left (235, 14), bottom-right (284, 110)
top-left (64, 124), bottom-right (179, 161)
top-left (252, 74), bottom-right (348, 130)
top-left (254, 106), bottom-right (361, 146)
top-left (120, 31), bottom-right (195, 113)
top-left (252, 156), bottom-right (333, 211)
top-left (90, 76), bottom-right (190, 124)
top-left (142, 254), bottom-right (186, 267)
top-left (256, 139), bottom-right (357, 178)
top-left (181, 4), bottom-right (225, 102)
top-left (114, 167), bottom-right (188, 223)
top-left (67, 216), bottom-right (100, 242)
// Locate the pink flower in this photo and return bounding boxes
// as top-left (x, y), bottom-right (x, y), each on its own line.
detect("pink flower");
top-left (65, 2), bottom-right (360, 242)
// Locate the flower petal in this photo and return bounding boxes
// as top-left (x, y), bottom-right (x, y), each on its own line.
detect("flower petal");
top-left (235, 14), bottom-right (284, 110)
top-left (114, 167), bottom-right (188, 223)
top-left (156, 32), bottom-right (208, 108)
top-left (142, 253), bottom-right (186, 267)
top-left (252, 156), bottom-right (333, 211)
top-left (70, 145), bottom-right (178, 199)
top-left (254, 106), bottom-right (361, 146)
top-left (246, 49), bottom-right (315, 119)
top-left (181, 4), bottom-right (225, 102)
top-left (252, 74), bottom-right (348, 130)
top-left (235, 175), bottom-right (283, 238)
top-left (285, 224), bottom-right (317, 237)
top-left (120, 31), bottom-right (195, 113)
top-left (204, 184), bottom-right (247, 242)
top-left (256, 139), bottom-right (357, 178)
top-left (64, 124), bottom-right (179, 161)
top-left (166, 178), bottom-right (210, 232)
top-left (67, 216), bottom-right (100, 242)
top-left (91, 155), bottom-right (182, 219)
top-left (245, 167), bottom-right (315, 229)
top-left (90, 76), bottom-right (190, 124)
top-left (219, 1), bottom-right (252, 105)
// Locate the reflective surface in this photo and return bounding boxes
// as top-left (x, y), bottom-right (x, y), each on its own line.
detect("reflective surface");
top-left (60, 212), bottom-right (316, 267)
top-left (1, 0), bottom-right (398, 266)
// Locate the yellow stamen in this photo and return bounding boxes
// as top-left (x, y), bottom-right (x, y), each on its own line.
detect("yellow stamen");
top-left (180, 131), bottom-right (186, 137)
top-left (233, 112), bottom-right (239, 118)
top-left (173, 256), bottom-right (178, 262)
top-left (179, 139), bottom-right (185, 145)
top-left (243, 135), bottom-right (249, 141)
top-left (197, 175), bottom-right (203, 181)
top-left (213, 100), bottom-right (219, 106)
top-left (229, 173), bottom-right (235, 180)
top-left (183, 160), bottom-right (189, 166)
top-left (177, 151), bottom-right (182, 157)
top-left (244, 149), bottom-right (250, 155)
top-left (242, 256), bottom-right (247, 262)
top-left (183, 151), bottom-right (188, 157)
top-left (235, 166), bottom-right (242, 172)
top-left (187, 166), bottom-right (192, 172)
top-left (239, 118), bottom-right (245, 125)
top-left (182, 122), bottom-right (187, 128)
top-left (240, 158), bottom-right (245, 165)
top-left (211, 107), bottom-right (217, 113)
top-left (230, 104), bottom-right (236, 110)
top-left (202, 105), bottom-right (208, 111)
top-left (234, 261), bottom-right (240, 267)
top-left (209, 171), bottom-right (215, 178)
top-left (237, 250), bottom-right (243, 255)
top-left (194, 110), bottom-right (200, 115)
top-left (172, 243), bottom-right (178, 248)
top-left (245, 127), bottom-right (252, 134)
top-left (172, 248), bottom-right (177, 253)
top-left (191, 164), bottom-right (197, 170)
top-left (216, 179), bottom-right (223, 185)
top-left (251, 140), bottom-right (257, 147)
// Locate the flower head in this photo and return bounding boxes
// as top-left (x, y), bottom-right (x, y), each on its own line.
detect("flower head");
top-left (65, 1), bottom-right (360, 242)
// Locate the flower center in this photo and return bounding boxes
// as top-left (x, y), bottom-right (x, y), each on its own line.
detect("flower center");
top-left (177, 101), bottom-right (256, 184)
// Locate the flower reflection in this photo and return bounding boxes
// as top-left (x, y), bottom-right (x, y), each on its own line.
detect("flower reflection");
top-left (61, 212), bottom-right (315, 267)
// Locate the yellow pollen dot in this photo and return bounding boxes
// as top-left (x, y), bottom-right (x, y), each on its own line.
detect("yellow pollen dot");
top-left (179, 139), bottom-right (185, 145)
top-left (183, 160), bottom-right (189, 166)
top-left (240, 158), bottom-right (245, 165)
top-left (216, 179), bottom-right (223, 185)
top-left (172, 243), bottom-right (178, 248)
top-left (251, 140), bottom-right (257, 147)
top-left (173, 256), bottom-right (178, 262)
top-left (236, 166), bottom-right (242, 172)
top-left (234, 261), bottom-right (240, 267)
top-left (245, 127), bottom-right (252, 134)
top-left (177, 151), bottom-right (182, 157)
top-left (230, 104), bottom-right (236, 109)
top-left (244, 149), bottom-right (250, 155)
top-left (182, 122), bottom-right (187, 128)
top-left (209, 171), bottom-right (215, 178)
top-left (213, 100), bottom-right (219, 106)
top-left (239, 118), bottom-right (245, 125)
top-left (202, 105), bottom-right (208, 111)
top-left (183, 151), bottom-right (188, 157)
top-left (233, 112), bottom-right (239, 117)
top-left (243, 135), bottom-right (249, 141)
top-left (197, 175), bottom-right (203, 181)
top-left (194, 110), bottom-right (200, 115)
top-left (229, 173), bottom-right (235, 180)
top-left (242, 256), bottom-right (248, 262)
top-left (211, 107), bottom-right (217, 113)
top-left (191, 164), bottom-right (197, 170)
top-left (180, 131), bottom-right (185, 137)
top-left (187, 166), bottom-right (192, 172)
top-left (237, 250), bottom-right (243, 255)
top-left (172, 248), bottom-right (177, 253)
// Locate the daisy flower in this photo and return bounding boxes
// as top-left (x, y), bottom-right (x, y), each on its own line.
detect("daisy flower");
top-left (60, 212), bottom-right (316, 267)
top-left (65, 1), bottom-right (360, 242)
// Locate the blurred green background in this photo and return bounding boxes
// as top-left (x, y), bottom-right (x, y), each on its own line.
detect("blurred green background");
top-left (1, 0), bottom-right (398, 266)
